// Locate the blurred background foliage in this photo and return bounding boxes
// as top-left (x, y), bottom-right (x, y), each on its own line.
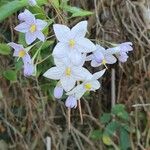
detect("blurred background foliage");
top-left (0, 0), bottom-right (150, 149)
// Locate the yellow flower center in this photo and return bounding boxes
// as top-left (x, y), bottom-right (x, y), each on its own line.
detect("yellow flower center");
top-left (102, 59), bottom-right (108, 69)
top-left (18, 50), bottom-right (26, 57)
top-left (102, 59), bottom-right (107, 65)
top-left (30, 24), bottom-right (36, 33)
top-left (69, 39), bottom-right (75, 48)
top-left (84, 83), bottom-right (92, 90)
top-left (65, 68), bottom-right (71, 76)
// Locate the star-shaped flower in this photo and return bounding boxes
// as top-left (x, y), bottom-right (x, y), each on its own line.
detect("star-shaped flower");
top-left (52, 21), bottom-right (96, 65)
top-left (15, 9), bottom-right (47, 45)
top-left (43, 58), bottom-right (92, 92)
top-left (8, 42), bottom-right (31, 63)
top-left (8, 42), bottom-right (34, 76)
top-left (87, 44), bottom-right (117, 67)
top-left (67, 69), bottom-right (106, 99)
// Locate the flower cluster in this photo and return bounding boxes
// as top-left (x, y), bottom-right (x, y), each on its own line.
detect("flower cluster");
top-left (8, 9), bottom-right (47, 76)
top-left (43, 21), bottom-right (133, 109)
top-left (8, 0), bottom-right (133, 109)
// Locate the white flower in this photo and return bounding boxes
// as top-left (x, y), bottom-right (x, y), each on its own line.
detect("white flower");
top-left (28, 0), bottom-right (37, 6)
top-left (43, 58), bottom-right (92, 92)
top-left (86, 44), bottom-right (117, 67)
top-left (52, 21), bottom-right (96, 65)
top-left (107, 42), bottom-right (133, 63)
top-left (15, 9), bottom-right (47, 45)
top-left (67, 69), bottom-right (106, 99)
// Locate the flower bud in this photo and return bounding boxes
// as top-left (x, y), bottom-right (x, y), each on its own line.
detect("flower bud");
top-left (65, 95), bottom-right (77, 109)
top-left (54, 86), bottom-right (63, 99)
top-left (28, 0), bottom-right (37, 6)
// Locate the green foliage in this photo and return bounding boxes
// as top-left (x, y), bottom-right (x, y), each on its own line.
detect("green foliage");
top-left (0, 43), bottom-right (11, 55)
top-left (60, 1), bottom-right (93, 18)
top-left (0, 0), bottom-right (47, 22)
top-left (3, 70), bottom-right (17, 81)
top-left (100, 113), bottom-right (111, 124)
top-left (91, 104), bottom-right (132, 150)
top-left (90, 130), bottom-right (103, 140)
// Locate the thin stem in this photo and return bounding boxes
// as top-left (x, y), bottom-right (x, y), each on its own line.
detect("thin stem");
top-left (68, 108), bottom-right (71, 132)
top-left (78, 100), bottom-right (83, 124)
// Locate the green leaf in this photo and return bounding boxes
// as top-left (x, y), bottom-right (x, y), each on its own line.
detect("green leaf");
top-left (0, 0), bottom-right (47, 22)
top-left (111, 104), bottom-right (129, 121)
top-left (100, 113), bottom-right (111, 124)
top-left (61, 4), bottom-right (93, 18)
top-left (0, 43), bottom-right (11, 55)
top-left (104, 121), bottom-right (119, 136)
top-left (90, 130), bottom-right (103, 140)
top-left (3, 70), bottom-right (17, 81)
top-left (111, 104), bottom-right (125, 115)
top-left (119, 128), bottom-right (131, 150)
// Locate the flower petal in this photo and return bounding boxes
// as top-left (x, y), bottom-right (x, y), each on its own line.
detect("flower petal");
top-left (25, 32), bottom-right (37, 45)
top-left (23, 62), bottom-right (35, 76)
top-left (91, 60), bottom-right (101, 67)
top-left (76, 37), bottom-right (96, 53)
top-left (68, 50), bottom-right (83, 66)
top-left (43, 67), bottom-right (63, 80)
top-left (60, 76), bottom-right (76, 92)
top-left (67, 84), bottom-right (85, 99)
top-left (14, 22), bottom-right (29, 33)
top-left (36, 19), bottom-right (47, 30)
top-left (35, 31), bottom-right (45, 42)
top-left (90, 80), bottom-right (100, 91)
top-left (18, 9), bottom-right (35, 23)
top-left (22, 53), bottom-right (32, 64)
top-left (65, 95), bottom-right (77, 108)
top-left (71, 21), bottom-right (87, 38)
top-left (92, 69), bottom-right (106, 80)
top-left (53, 24), bottom-right (70, 42)
top-left (72, 67), bottom-right (92, 81)
top-left (54, 85), bottom-right (63, 99)
top-left (105, 55), bottom-right (117, 64)
top-left (52, 42), bottom-right (69, 58)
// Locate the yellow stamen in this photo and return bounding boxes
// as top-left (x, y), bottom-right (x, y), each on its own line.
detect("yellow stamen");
top-left (102, 59), bottom-right (108, 69)
top-left (18, 50), bottom-right (26, 57)
top-left (69, 39), bottom-right (75, 48)
top-left (84, 83), bottom-right (92, 90)
top-left (30, 24), bottom-right (36, 33)
top-left (65, 68), bottom-right (71, 76)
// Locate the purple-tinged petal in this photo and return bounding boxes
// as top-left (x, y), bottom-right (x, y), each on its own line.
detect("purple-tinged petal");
top-left (14, 22), bottom-right (30, 33)
top-left (28, 0), bottom-right (37, 6)
top-left (35, 31), bottom-right (45, 42)
top-left (118, 52), bottom-right (129, 62)
top-left (54, 85), bottom-right (63, 99)
top-left (65, 95), bottom-right (77, 109)
top-left (105, 55), bottom-right (117, 64)
top-left (18, 9), bottom-right (35, 23)
top-left (91, 60), bottom-right (100, 67)
top-left (36, 19), bottom-right (47, 30)
top-left (22, 53), bottom-right (32, 64)
top-left (93, 50), bottom-right (104, 63)
top-left (23, 62), bottom-right (34, 76)
top-left (25, 32), bottom-right (37, 45)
